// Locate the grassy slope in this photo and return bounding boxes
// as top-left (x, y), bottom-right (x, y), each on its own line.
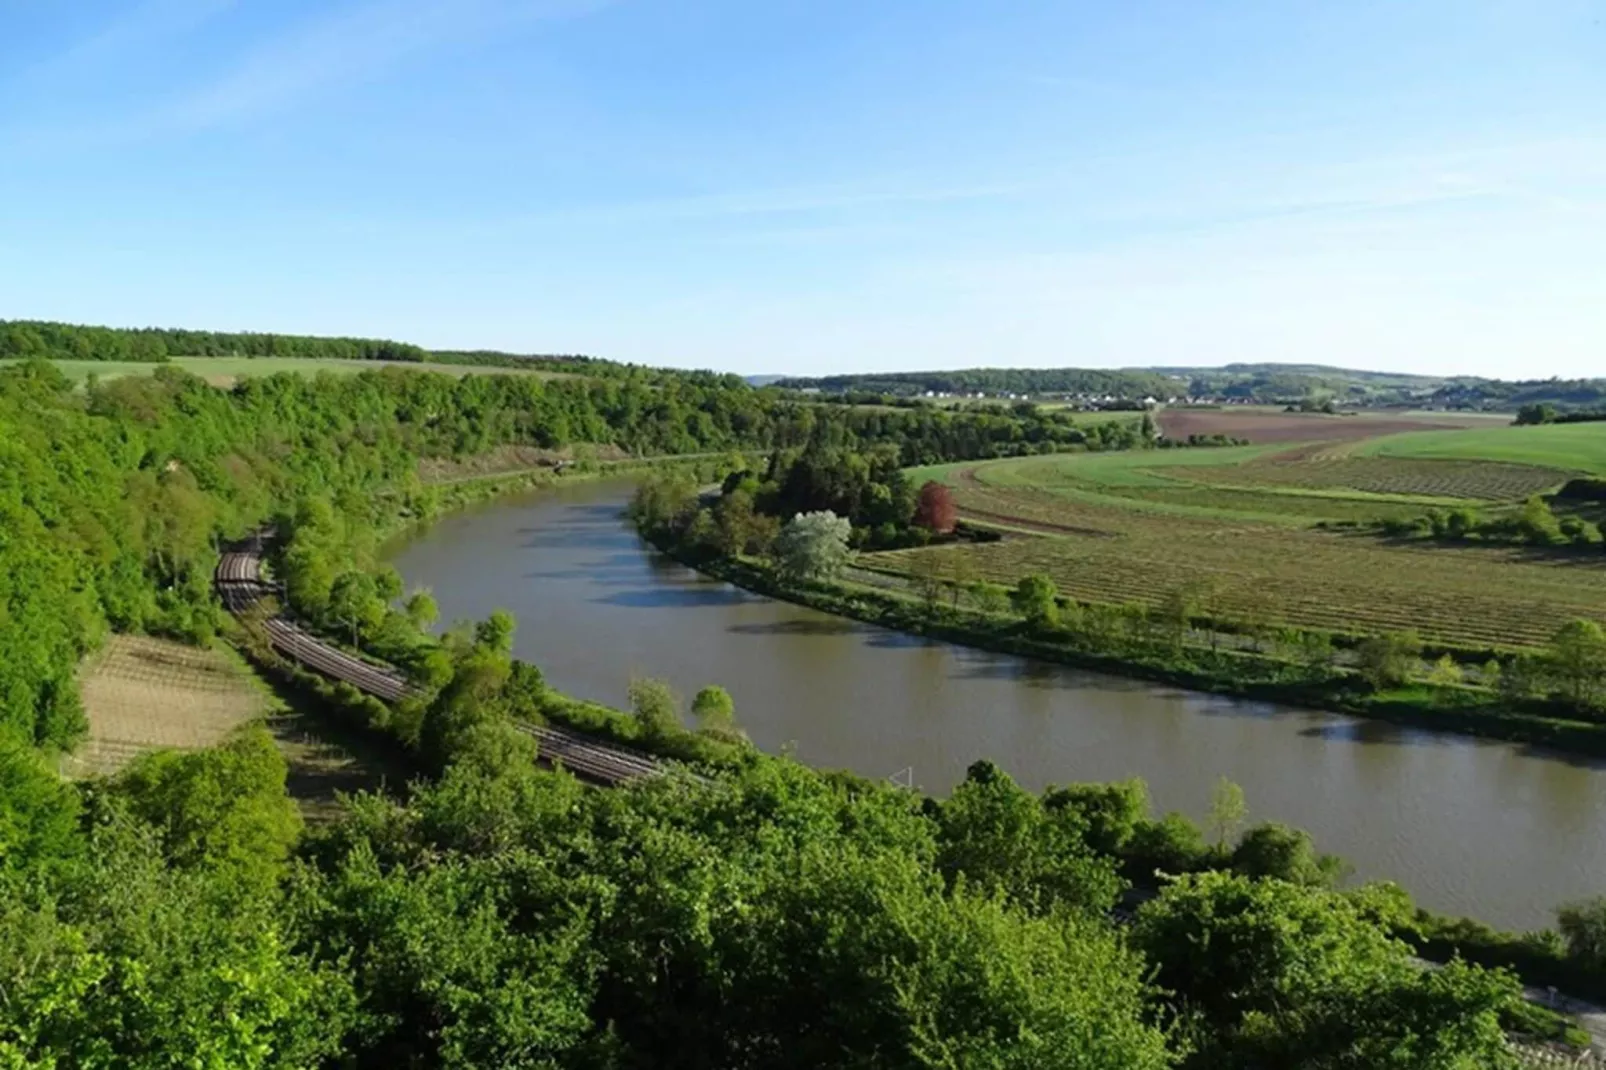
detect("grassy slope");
top-left (978, 445), bottom-right (1287, 486)
top-left (890, 429), bottom-right (1606, 651)
top-left (929, 445), bottom-right (1477, 526)
top-left (0, 356), bottom-right (573, 386)
top-left (1352, 422), bottom-right (1606, 474)
top-left (910, 447), bottom-right (1286, 494)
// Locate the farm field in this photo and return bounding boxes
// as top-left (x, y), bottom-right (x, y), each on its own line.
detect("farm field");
top-left (1157, 406), bottom-right (1508, 443)
top-left (1352, 421), bottom-right (1606, 474)
top-left (1037, 406), bottom-right (1145, 427)
top-left (0, 356), bottom-right (573, 387)
top-left (891, 423), bottom-right (1606, 652)
top-left (928, 446), bottom-right (1550, 525)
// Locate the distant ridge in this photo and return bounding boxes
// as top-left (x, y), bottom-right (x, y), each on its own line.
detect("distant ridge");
top-left (774, 363), bottom-right (1606, 411)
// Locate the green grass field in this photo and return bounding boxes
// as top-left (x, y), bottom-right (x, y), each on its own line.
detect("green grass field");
top-left (1350, 422), bottom-right (1606, 474)
top-left (936, 445), bottom-right (1504, 525)
top-left (0, 356), bottom-right (573, 387)
top-left (887, 424), bottom-right (1606, 652)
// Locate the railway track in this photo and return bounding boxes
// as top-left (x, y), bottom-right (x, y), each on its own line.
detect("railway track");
top-left (215, 541), bottom-right (664, 786)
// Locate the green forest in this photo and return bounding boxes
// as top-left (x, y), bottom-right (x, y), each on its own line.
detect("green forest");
top-left (0, 345), bottom-right (1589, 1067)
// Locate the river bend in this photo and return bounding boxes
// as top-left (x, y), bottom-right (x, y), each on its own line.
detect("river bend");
top-left (388, 479), bottom-right (1606, 929)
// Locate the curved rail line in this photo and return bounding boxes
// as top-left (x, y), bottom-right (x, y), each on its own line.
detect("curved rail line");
top-left (215, 541), bottom-right (664, 786)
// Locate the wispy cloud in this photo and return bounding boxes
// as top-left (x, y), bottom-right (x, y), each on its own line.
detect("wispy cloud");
top-left (20, 0), bottom-right (239, 83)
top-left (9, 0), bottom-right (614, 149)
top-left (164, 0), bottom-right (609, 132)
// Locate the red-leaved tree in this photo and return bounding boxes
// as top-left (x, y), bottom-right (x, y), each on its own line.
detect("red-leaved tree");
top-left (914, 481), bottom-right (958, 535)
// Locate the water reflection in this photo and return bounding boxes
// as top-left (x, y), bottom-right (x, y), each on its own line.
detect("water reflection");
top-left (729, 619), bottom-right (865, 637)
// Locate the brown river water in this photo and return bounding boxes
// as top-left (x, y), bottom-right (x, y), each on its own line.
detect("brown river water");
top-left (388, 478), bottom-right (1606, 929)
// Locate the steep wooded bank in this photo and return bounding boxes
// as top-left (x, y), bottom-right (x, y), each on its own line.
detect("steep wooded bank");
top-left (0, 358), bottom-right (1096, 751)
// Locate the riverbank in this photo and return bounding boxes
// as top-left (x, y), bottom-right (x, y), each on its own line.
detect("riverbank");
top-left (396, 477), bottom-right (1606, 924)
top-left (646, 532), bottom-right (1606, 762)
top-left (381, 452), bottom-right (751, 544)
top-left (240, 450), bottom-right (757, 776)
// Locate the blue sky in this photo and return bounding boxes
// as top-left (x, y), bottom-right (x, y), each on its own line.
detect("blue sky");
top-left (1, 0), bottom-right (1602, 377)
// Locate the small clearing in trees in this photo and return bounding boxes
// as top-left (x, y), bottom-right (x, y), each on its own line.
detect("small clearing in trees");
top-left (72, 633), bottom-right (399, 820)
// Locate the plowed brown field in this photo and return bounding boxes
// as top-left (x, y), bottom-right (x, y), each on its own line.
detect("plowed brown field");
top-left (1158, 408), bottom-right (1505, 444)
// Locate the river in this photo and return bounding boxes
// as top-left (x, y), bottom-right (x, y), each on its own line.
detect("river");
top-left (388, 478), bottom-right (1606, 929)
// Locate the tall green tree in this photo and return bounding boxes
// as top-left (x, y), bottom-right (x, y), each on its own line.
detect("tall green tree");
top-left (403, 589), bottom-right (439, 631)
top-left (628, 677), bottom-right (683, 743)
top-left (1010, 573), bottom-right (1060, 630)
top-left (112, 726), bottom-right (302, 893)
top-left (1208, 776), bottom-right (1246, 850)
top-left (1356, 630), bottom-right (1423, 690)
top-left (0, 738), bottom-right (83, 878)
top-left (328, 570), bottom-right (384, 647)
top-left (934, 761), bottom-right (1124, 914)
top-left (1133, 870), bottom-right (1518, 1068)
top-left (1557, 895), bottom-right (1606, 971)
top-left (690, 685), bottom-right (736, 731)
top-left (1547, 619), bottom-right (1606, 708)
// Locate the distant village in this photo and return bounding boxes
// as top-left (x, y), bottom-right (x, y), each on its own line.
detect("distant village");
top-left (791, 382), bottom-right (1483, 414)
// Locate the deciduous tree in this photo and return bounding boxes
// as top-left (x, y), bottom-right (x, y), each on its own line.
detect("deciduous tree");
top-left (1558, 896), bottom-right (1606, 971)
top-left (1356, 630), bottom-right (1422, 690)
top-left (912, 480), bottom-right (957, 535)
top-left (628, 676), bottom-right (682, 743)
top-left (1547, 618), bottom-right (1606, 708)
top-left (690, 684), bottom-right (736, 730)
top-left (1231, 821), bottom-right (1347, 887)
top-left (404, 589), bottom-right (439, 631)
top-left (473, 608), bottom-right (517, 656)
top-left (1010, 573), bottom-right (1060, 630)
top-left (1208, 775), bottom-right (1246, 850)
top-left (112, 726), bottom-right (302, 893)
top-left (773, 510), bottom-right (853, 583)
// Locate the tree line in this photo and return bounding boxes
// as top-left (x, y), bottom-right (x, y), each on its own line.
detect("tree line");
top-left (1368, 494), bottom-right (1606, 549)
top-left (0, 318), bottom-right (431, 363)
top-left (777, 366), bottom-right (1181, 399)
top-left (1515, 402), bottom-right (1606, 425)
top-left (781, 363), bottom-right (1606, 411)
